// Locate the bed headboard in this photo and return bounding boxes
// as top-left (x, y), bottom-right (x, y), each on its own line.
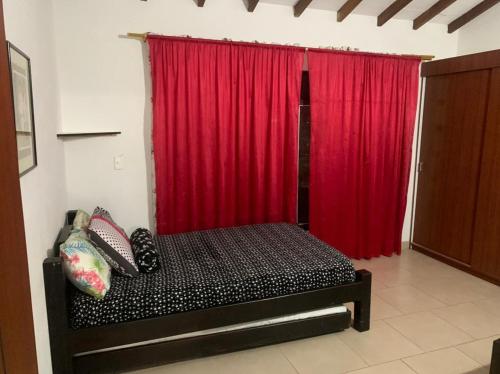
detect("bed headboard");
top-left (50, 210), bottom-right (77, 257)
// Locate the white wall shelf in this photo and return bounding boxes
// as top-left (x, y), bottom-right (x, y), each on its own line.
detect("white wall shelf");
top-left (57, 131), bottom-right (121, 138)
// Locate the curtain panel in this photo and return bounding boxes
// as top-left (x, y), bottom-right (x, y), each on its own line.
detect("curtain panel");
top-left (148, 36), bottom-right (304, 234)
top-left (308, 51), bottom-right (420, 259)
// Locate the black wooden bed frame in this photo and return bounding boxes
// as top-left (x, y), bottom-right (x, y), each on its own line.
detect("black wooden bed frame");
top-left (43, 212), bottom-right (372, 374)
top-left (491, 339), bottom-right (500, 374)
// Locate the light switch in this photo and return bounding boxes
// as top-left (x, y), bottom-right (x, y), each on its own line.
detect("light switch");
top-left (114, 154), bottom-right (124, 170)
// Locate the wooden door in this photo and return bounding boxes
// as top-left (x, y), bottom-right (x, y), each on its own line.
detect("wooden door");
top-left (412, 70), bottom-right (490, 265)
top-left (0, 328), bottom-right (5, 374)
top-left (0, 0), bottom-right (39, 372)
top-left (471, 68), bottom-right (500, 281)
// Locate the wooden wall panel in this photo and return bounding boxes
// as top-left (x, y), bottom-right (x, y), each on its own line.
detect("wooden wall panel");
top-left (413, 70), bottom-right (490, 264)
top-left (471, 68), bottom-right (500, 281)
top-left (0, 0), bottom-right (39, 372)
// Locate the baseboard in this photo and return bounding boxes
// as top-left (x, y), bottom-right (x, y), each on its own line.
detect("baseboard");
top-left (401, 241), bottom-right (410, 251)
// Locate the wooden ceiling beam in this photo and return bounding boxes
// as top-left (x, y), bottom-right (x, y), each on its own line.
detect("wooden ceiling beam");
top-left (294, 0), bottom-right (313, 17)
top-left (245, 0), bottom-right (259, 12)
top-left (377, 0), bottom-right (413, 26)
top-left (413, 0), bottom-right (457, 30)
top-left (337, 0), bottom-right (363, 22)
top-left (448, 0), bottom-right (499, 33)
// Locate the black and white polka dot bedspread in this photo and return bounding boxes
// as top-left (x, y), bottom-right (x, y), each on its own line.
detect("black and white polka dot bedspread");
top-left (69, 223), bottom-right (356, 329)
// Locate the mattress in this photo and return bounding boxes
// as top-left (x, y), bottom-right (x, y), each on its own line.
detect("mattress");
top-left (69, 223), bottom-right (356, 329)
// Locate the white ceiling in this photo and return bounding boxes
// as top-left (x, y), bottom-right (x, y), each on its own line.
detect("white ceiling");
top-left (261, 0), bottom-right (487, 24)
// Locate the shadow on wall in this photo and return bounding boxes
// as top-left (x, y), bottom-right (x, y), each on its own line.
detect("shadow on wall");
top-left (141, 42), bottom-right (156, 233)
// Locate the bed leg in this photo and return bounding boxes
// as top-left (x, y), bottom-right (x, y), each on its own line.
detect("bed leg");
top-left (44, 257), bottom-right (74, 374)
top-left (353, 270), bottom-right (371, 332)
top-left (491, 339), bottom-right (500, 374)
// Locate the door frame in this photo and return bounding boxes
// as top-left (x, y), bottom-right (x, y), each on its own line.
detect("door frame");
top-left (0, 0), bottom-right (38, 372)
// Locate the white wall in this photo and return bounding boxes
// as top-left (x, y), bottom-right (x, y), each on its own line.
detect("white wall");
top-left (457, 6), bottom-right (500, 55)
top-left (52, 0), bottom-right (458, 242)
top-left (3, 0), bottom-right (66, 373)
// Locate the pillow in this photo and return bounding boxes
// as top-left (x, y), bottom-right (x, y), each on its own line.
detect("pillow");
top-left (73, 209), bottom-right (90, 231)
top-left (60, 230), bottom-right (111, 299)
top-left (130, 228), bottom-right (161, 273)
top-left (92, 207), bottom-right (126, 234)
top-left (88, 207), bottom-right (139, 277)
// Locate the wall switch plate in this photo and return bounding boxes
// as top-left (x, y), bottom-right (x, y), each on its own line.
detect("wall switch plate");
top-left (114, 155), bottom-right (124, 170)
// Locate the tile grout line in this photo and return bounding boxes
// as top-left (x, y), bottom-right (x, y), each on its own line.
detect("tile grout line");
top-left (401, 346), bottom-right (485, 372)
top-left (277, 346), bottom-right (305, 374)
top-left (457, 346), bottom-right (490, 367)
top-left (455, 334), bottom-right (500, 364)
top-left (371, 291), bottom-right (497, 324)
top-left (373, 320), bottom-right (424, 358)
top-left (426, 307), bottom-right (480, 339)
top-left (374, 285), bottom-right (447, 310)
top-left (428, 302), bottom-right (500, 339)
top-left (376, 318), bottom-right (486, 362)
top-left (342, 359), bottom-right (418, 374)
top-left (336, 336), bottom-right (371, 368)
top-left (382, 309), bottom-right (476, 350)
top-left (376, 303), bottom-right (500, 357)
top-left (410, 283), bottom-right (494, 307)
top-left (337, 320), bottom-right (424, 366)
top-left (400, 358), bottom-right (419, 374)
top-left (366, 265), bottom-right (497, 295)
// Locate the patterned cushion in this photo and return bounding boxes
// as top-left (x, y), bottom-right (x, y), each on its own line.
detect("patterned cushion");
top-left (60, 230), bottom-right (111, 299)
top-left (88, 207), bottom-right (139, 277)
top-left (130, 228), bottom-right (160, 273)
top-left (92, 207), bottom-right (126, 235)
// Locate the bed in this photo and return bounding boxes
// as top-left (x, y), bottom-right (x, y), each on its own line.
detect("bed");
top-left (44, 211), bottom-right (371, 374)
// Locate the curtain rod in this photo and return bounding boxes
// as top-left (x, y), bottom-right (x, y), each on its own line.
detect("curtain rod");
top-left (126, 32), bottom-right (435, 61)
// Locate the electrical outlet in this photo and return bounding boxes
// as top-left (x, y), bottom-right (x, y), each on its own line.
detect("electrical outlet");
top-left (114, 155), bottom-right (124, 170)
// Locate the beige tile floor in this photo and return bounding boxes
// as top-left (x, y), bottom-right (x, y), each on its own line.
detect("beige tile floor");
top-left (126, 250), bottom-right (500, 374)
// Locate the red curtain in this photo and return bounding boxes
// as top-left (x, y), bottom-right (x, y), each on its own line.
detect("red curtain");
top-left (148, 36), bottom-right (304, 234)
top-left (308, 51), bottom-right (420, 259)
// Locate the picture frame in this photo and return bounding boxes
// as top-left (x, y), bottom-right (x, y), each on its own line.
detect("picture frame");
top-left (7, 42), bottom-right (37, 176)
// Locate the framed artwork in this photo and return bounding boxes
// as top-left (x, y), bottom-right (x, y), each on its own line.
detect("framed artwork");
top-left (7, 42), bottom-right (37, 176)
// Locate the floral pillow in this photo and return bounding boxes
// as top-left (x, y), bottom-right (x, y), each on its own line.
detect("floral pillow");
top-left (73, 209), bottom-right (90, 231)
top-left (60, 230), bottom-right (111, 299)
